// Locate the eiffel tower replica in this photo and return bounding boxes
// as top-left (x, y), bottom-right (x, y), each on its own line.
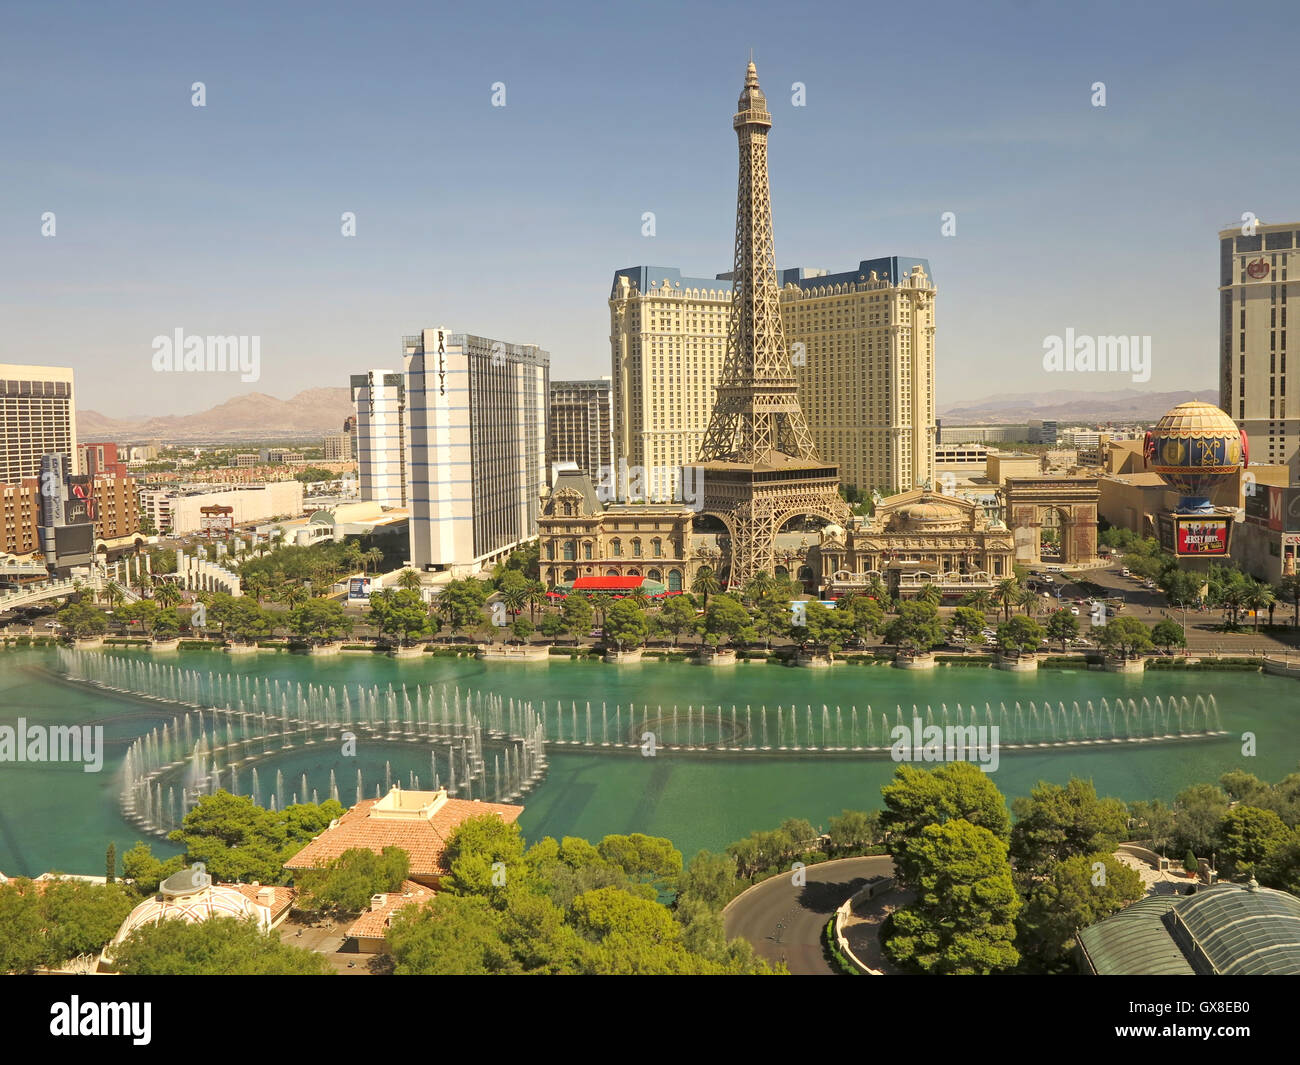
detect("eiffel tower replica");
top-left (697, 60), bottom-right (852, 587)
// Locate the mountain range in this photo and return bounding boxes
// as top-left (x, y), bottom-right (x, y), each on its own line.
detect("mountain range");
top-left (78, 388), bottom-right (355, 443)
top-left (938, 388), bottom-right (1219, 424)
top-left (77, 384), bottom-right (1222, 444)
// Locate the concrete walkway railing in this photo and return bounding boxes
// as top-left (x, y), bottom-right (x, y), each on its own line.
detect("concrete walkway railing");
top-left (832, 875), bottom-right (895, 975)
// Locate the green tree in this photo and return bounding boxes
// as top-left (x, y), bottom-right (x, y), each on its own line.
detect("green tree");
top-left (368, 587), bottom-right (432, 646)
top-left (433, 579), bottom-right (488, 635)
top-left (1095, 616), bottom-right (1154, 660)
top-left (883, 819), bottom-right (1021, 974)
top-left (880, 761), bottom-right (1011, 889)
top-left (882, 600), bottom-right (946, 655)
top-left (167, 793), bottom-right (345, 884)
top-left (1016, 852), bottom-right (1145, 971)
top-left (827, 809), bottom-right (882, 855)
top-left (109, 915), bottom-right (333, 974)
top-left (1149, 618), bottom-right (1186, 652)
top-left (538, 612), bottom-right (568, 642)
top-left (56, 601), bottom-right (108, 638)
top-left (995, 615), bottom-right (1045, 655)
top-left (511, 616), bottom-right (534, 643)
top-left (798, 600), bottom-right (854, 658)
top-left (948, 606), bottom-right (986, 646)
top-left (396, 568), bottom-right (423, 593)
top-left (1044, 608), bottom-right (1080, 652)
top-left (604, 599), bottom-right (650, 651)
top-left (387, 893), bottom-right (519, 974)
top-left (0, 883), bottom-right (48, 973)
top-left (654, 594), bottom-right (698, 647)
top-left (106, 843), bottom-right (116, 883)
top-left (675, 850), bottom-right (736, 909)
top-left (120, 842), bottom-right (186, 894)
top-left (440, 815), bottom-right (529, 905)
top-left (288, 598), bottom-right (354, 645)
top-left (37, 879), bottom-right (137, 966)
top-left (1009, 778), bottom-right (1129, 883)
top-left (1171, 784), bottom-right (1230, 856)
top-left (1217, 806), bottom-right (1291, 880)
top-left (297, 846), bottom-right (411, 915)
top-left (691, 566), bottom-right (721, 610)
top-left (697, 593), bottom-right (752, 649)
top-left (561, 594), bottom-right (594, 640)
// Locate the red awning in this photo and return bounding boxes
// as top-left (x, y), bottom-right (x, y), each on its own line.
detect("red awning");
top-left (572, 576), bottom-right (646, 591)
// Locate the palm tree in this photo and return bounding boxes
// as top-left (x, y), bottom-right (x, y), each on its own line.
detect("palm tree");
top-left (1244, 583), bottom-right (1276, 633)
top-left (692, 567), bottom-right (720, 611)
top-left (396, 568), bottom-right (423, 592)
top-left (963, 588), bottom-right (995, 613)
top-left (499, 581), bottom-right (528, 621)
top-left (743, 570), bottom-right (775, 605)
top-left (1019, 587), bottom-right (1041, 617)
top-left (525, 580), bottom-right (548, 623)
top-left (865, 574), bottom-right (889, 603)
top-left (589, 593), bottom-right (613, 631)
top-left (993, 577), bottom-right (1021, 622)
top-left (154, 581), bottom-right (182, 610)
top-left (1279, 573), bottom-right (1300, 628)
top-left (365, 547), bottom-right (384, 574)
top-left (243, 572), bottom-right (270, 605)
top-left (103, 581), bottom-right (125, 611)
top-left (278, 583), bottom-right (308, 610)
top-left (917, 583), bottom-right (941, 608)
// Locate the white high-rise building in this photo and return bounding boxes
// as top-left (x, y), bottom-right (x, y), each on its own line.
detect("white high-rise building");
top-left (349, 369), bottom-right (408, 507)
top-left (405, 328), bottom-right (548, 575)
top-left (0, 363), bottom-right (77, 483)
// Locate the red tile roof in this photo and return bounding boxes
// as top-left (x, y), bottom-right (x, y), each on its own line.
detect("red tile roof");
top-left (346, 880), bottom-right (435, 939)
top-left (228, 882), bottom-right (296, 922)
top-left (285, 793), bottom-right (523, 878)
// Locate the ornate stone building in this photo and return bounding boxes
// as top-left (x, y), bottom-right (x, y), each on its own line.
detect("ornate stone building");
top-left (817, 488), bottom-right (1014, 600)
top-left (538, 469), bottom-right (711, 592)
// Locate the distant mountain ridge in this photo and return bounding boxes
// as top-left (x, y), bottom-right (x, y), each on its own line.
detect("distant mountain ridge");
top-left (78, 388), bottom-right (353, 443)
top-left (938, 388), bottom-right (1219, 424)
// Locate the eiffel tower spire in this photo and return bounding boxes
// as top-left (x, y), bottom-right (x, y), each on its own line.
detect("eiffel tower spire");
top-left (699, 60), bottom-right (819, 465)
top-left (694, 62), bottom-right (851, 587)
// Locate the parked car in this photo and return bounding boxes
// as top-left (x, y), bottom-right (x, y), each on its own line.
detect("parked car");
top-left (1069, 606), bottom-right (1080, 616)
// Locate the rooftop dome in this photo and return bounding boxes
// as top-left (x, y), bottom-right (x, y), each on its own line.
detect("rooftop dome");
top-left (891, 496), bottom-right (964, 531)
top-left (1152, 400), bottom-right (1241, 437)
top-left (108, 867), bottom-right (270, 949)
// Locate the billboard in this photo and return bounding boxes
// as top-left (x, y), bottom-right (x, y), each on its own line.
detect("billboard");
top-left (1156, 513), bottom-right (1231, 557)
top-left (348, 576), bottom-right (374, 600)
top-left (67, 476), bottom-right (96, 524)
top-left (200, 505), bottom-right (235, 537)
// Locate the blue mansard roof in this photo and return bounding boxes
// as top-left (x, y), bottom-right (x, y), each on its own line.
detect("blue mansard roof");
top-left (610, 258), bottom-right (932, 299)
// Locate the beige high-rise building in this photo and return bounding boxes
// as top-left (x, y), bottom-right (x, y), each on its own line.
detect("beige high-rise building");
top-left (1219, 221), bottom-right (1298, 478)
top-left (0, 363), bottom-right (77, 483)
top-left (609, 257), bottom-right (936, 498)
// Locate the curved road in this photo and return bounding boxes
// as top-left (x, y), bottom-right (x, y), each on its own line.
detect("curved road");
top-left (723, 856), bottom-right (895, 975)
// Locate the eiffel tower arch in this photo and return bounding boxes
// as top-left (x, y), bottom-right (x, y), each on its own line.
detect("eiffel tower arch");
top-left (696, 61), bottom-right (851, 588)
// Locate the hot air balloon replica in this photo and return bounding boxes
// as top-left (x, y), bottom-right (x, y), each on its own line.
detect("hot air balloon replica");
top-left (1143, 401), bottom-right (1247, 558)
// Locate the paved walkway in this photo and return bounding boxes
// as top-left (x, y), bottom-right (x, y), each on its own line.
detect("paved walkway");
top-left (840, 886), bottom-right (914, 974)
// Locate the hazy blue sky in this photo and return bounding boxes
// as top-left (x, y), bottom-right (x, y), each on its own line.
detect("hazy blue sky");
top-left (2, 0), bottom-right (1296, 417)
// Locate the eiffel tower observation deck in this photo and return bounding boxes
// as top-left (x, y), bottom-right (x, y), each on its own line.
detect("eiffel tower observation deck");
top-left (696, 61), bottom-right (852, 587)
